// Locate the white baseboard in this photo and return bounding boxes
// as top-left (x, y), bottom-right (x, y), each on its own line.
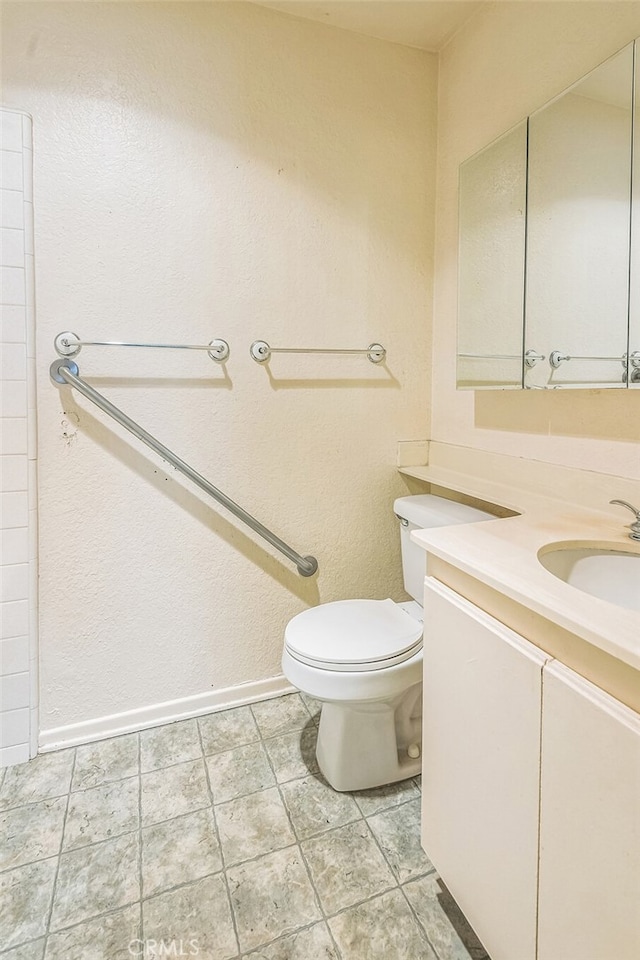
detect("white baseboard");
top-left (39, 675), bottom-right (297, 752)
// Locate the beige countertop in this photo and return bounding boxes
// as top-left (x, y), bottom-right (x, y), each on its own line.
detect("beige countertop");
top-left (401, 464), bottom-right (640, 674)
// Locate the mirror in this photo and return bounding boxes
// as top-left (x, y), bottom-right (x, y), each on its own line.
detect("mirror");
top-left (457, 122), bottom-right (527, 389)
top-left (629, 42), bottom-right (640, 387)
top-left (457, 42), bottom-right (636, 390)
top-left (524, 44), bottom-right (633, 389)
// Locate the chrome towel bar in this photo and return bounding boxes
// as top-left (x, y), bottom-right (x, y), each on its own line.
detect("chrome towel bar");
top-left (459, 350), bottom-right (545, 367)
top-left (49, 359), bottom-right (318, 577)
top-left (458, 353), bottom-right (521, 359)
top-left (54, 331), bottom-right (230, 363)
top-left (250, 340), bottom-right (386, 364)
top-left (549, 350), bottom-right (638, 368)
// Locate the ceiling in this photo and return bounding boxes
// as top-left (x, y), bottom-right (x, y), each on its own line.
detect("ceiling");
top-left (253, 1), bottom-right (484, 52)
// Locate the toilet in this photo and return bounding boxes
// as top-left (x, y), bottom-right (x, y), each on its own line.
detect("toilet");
top-left (282, 494), bottom-right (495, 791)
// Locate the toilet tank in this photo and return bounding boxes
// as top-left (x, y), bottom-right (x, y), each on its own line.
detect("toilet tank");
top-left (393, 495), bottom-right (495, 604)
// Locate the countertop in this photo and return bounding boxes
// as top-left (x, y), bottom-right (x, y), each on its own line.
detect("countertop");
top-left (401, 464), bottom-right (640, 673)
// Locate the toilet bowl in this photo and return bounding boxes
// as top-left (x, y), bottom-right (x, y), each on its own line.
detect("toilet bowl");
top-left (284, 598), bottom-right (424, 791)
top-left (282, 495), bottom-right (495, 792)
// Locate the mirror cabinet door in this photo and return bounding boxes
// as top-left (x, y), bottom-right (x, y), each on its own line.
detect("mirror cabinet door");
top-left (524, 44), bottom-right (633, 389)
top-left (457, 121), bottom-right (528, 389)
top-left (630, 39), bottom-right (640, 387)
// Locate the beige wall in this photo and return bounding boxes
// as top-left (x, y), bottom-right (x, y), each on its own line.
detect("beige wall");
top-left (433, 1), bottom-right (640, 479)
top-left (2, 2), bottom-right (436, 738)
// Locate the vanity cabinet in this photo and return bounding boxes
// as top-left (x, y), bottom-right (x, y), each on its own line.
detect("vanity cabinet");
top-left (421, 578), bottom-right (547, 960)
top-left (537, 661), bottom-right (640, 960)
top-left (421, 577), bottom-right (640, 960)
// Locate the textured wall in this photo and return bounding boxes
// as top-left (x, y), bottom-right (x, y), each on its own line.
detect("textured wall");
top-left (1, 3), bottom-right (436, 736)
top-left (1, 109), bottom-right (38, 766)
top-left (433, 1), bottom-right (640, 478)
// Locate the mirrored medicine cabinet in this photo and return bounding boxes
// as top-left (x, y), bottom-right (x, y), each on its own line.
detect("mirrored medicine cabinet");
top-left (457, 41), bottom-right (640, 390)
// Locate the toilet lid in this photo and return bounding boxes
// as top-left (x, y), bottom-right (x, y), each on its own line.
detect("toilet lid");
top-left (285, 599), bottom-right (423, 672)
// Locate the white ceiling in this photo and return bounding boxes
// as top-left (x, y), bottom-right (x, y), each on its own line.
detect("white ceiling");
top-left (253, 1), bottom-right (484, 52)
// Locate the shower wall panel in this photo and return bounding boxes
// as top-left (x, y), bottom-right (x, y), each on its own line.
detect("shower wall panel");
top-left (1, 107), bottom-right (38, 767)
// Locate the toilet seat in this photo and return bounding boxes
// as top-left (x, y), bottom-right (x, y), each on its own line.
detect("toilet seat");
top-left (285, 598), bottom-right (423, 672)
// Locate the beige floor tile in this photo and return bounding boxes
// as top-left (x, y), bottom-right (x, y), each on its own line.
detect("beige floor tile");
top-left (50, 833), bottom-right (140, 931)
top-left (352, 776), bottom-right (421, 817)
top-left (247, 921), bottom-right (339, 959)
top-left (2, 937), bottom-right (45, 960)
top-left (0, 751), bottom-right (74, 810)
top-left (280, 774), bottom-right (360, 841)
top-left (0, 796), bottom-right (66, 870)
top-left (72, 734), bottom-right (139, 791)
top-left (140, 719), bottom-right (201, 773)
top-left (45, 903), bottom-right (140, 960)
top-left (403, 874), bottom-right (490, 960)
top-left (206, 742), bottom-right (274, 804)
top-left (329, 888), bottom-right (437, 960)
top-left (367, 798), bottom-right (435, 882)
top-left (63, 777), bottom-right (139, 850)
top-left (216, 787), bottom-right (295, 866)
top-left (0, 858), bottom-right (57, 951)
top-left (141, 807), bottom-right (222, 898)
top-left (143, 875), bottom-right (237, 960)
top-left (263, 725), bottom-right (319, 784)
top-left (198, 706), bottom-right (259, 757)
top-left (302, 820), bottom-right (396, 915)
top-left (250, 695), bottom-right (311, 740)
top-left (141, 759), bottom-right (209, 827)
top-left (227, 845), bottom-right (320, 953)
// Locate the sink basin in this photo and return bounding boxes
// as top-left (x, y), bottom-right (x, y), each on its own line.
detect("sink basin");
top-left (538, 545), bottom-right (640, 612)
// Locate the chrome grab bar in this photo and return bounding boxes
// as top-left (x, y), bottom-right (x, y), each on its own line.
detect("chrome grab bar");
top-left (54, 331), bottom-right (230, 363)
top-left (250, 340), bottom-right (386, 364)
top-left (49, 359), bottom-right (318, 577)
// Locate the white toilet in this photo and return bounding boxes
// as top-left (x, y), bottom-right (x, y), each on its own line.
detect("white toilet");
top-left (282, 494), bottom-right (495, 791)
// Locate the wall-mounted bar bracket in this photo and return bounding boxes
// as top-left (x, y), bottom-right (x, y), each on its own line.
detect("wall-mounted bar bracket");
top-left (549, 350), bottom-right (570, 368)
top-left (524, 350), bottom-right (545, 367)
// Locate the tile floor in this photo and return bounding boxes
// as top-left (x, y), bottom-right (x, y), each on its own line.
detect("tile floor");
top-left (0, 692), bottom-right (490, 960)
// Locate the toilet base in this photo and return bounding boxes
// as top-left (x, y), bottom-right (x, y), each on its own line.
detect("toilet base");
top-left (315, 686), bottom-right (422, 792)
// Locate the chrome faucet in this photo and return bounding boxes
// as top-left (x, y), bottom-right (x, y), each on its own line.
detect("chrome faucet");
top-left (609, 500), bottom-right (640, 541)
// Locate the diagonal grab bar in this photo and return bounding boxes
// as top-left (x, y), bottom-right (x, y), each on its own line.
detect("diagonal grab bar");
top-left (50, 359), bottom-right (318, 577)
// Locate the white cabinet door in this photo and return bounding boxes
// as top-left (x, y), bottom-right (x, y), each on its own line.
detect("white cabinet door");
top-left (422, 578), bottom-right (549, 960)
top-left (538, 660), bottom-right (640, 960)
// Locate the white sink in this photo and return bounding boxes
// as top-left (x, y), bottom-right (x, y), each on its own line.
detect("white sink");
top-left (538, 545), bottom-right (640, 613)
